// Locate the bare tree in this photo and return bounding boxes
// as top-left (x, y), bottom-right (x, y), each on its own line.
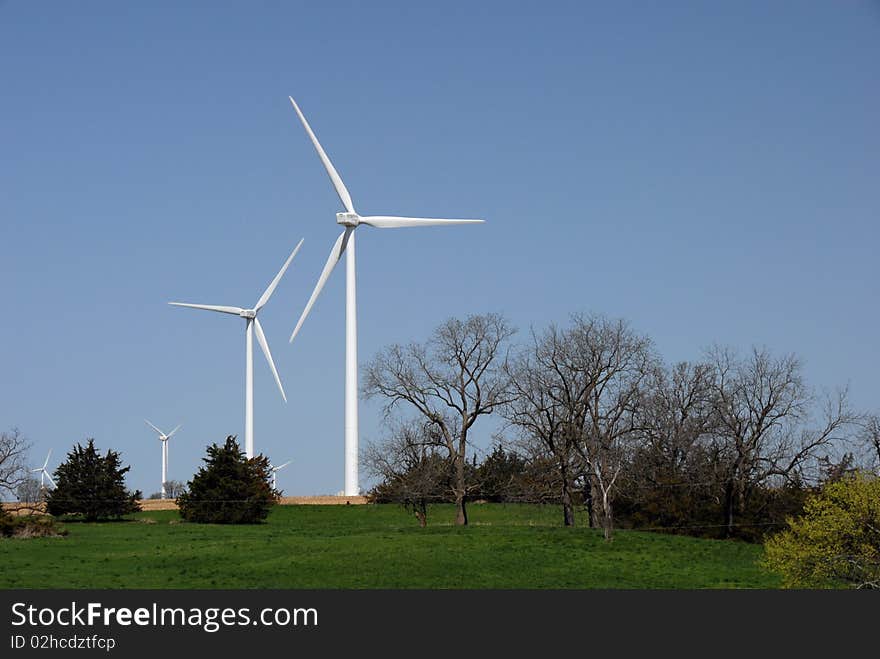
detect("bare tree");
top-left (364, 313), bottom-right (515, 526)
top-left (571, 315), bottom-right (654, 540)
top-left (17, 478), bottom-right (43, 504)
top-left (858, 414), bottom-right (880, 474)
top-left (164, 480), bottom-right (187, 498)
top-left (503, 324), bottom-right (589, 526)
top-left (362, 419), bottom-right (448, 526)
top-left (503, 315), bottom-right (654, 537)
top-left (708, 346), bottom-right (855, 536)
top-left (635, 361), bottom-right (717, 482)
top-left (0, 428), bottom-right (30, 500)
top-left (623, 361), bottom-right (720, 525)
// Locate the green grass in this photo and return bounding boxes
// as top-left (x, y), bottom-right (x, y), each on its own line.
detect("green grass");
top-left (0, 504), bottom-right (781, 588)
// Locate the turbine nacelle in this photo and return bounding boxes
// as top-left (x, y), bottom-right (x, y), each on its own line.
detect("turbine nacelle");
top-left (145, 420), bottom-right (181, 442)
top-left (239, 309), bottom-right (257, 319)
top-left (336, 212), bottom-right (360, 227)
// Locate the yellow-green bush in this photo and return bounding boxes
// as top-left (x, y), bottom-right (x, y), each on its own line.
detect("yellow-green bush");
top-left (763, 473), bottom-right (880, 589)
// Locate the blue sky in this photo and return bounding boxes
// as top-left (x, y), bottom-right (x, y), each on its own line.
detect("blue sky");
top-left (1, 2), bottom-right (877, 497)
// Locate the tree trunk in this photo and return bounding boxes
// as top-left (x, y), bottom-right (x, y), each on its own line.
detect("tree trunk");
top-left (454, 453), bottom-right (468, 526)
top-left (414, 501), bottom-right (427, 528)
top-left (561, 478), bottom-right (575, 527)
top-left (723, 480), bottom-right (736, 538)
top-left (589, 478), bottom-right (602, 528)
top-left (602, 491), bottom-right (613, 541)
top-left (454, 491), bottom-right (468, 525)
top-left (583, 479), bottom-right (594, 526)
top-left (557, 458), bottom-right (575, 527)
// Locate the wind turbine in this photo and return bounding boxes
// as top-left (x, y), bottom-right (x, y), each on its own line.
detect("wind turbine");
top-left (170, 239), bottom-right (304, 458)
top-left (287, 96), bottom-right (484, 496)
top-left (31, 451), bottom-right (56, 491)
top-left (269, 459), bottom-right (292, 491)
top-left (144, 420), bottom-right (181, 499)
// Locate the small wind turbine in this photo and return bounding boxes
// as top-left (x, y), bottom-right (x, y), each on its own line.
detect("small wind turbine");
top-left (286, 96), bottom-right (484, 496)
top-left (31, 451), bottom-right (56, 491)
top-left (144, 420), bottom-right (181, 499)
top-left (269, 459), bottom-right (292, 491)
top-left (170, 239), bottom-right (304, 458)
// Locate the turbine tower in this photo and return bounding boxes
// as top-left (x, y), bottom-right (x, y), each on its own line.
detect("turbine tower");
top-left (269, 459), bottom-right (292, 491)
top-left (31, 451), bottom-right (56, 491)
top-left (144, 420), bottom-right (181, 499)
top-left (287, 96), bottom-right (484, 496)
top-left (170, 239), bottom-right (303, 458)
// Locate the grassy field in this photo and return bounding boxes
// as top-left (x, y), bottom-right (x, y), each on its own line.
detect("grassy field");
top-left (0, 504), bottom-right (780, 588)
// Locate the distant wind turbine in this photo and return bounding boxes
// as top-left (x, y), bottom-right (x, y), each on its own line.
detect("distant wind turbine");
top-left (31, 451), bottom-right (56, 490)
top-left (269, 459), bottom-right (292, 491)
top-left (170, 239), bottom-right (304, 458)
top-left (286, 96), bottom-right (484, 495)
top-left (144, 420), bottom-right (181, 499)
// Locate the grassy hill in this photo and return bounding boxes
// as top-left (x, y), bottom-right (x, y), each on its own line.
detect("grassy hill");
top-left (0, 504), bottom-right (780, 588)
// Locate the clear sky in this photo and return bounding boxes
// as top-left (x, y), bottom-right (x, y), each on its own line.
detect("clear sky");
top-left (1, 1), bottom-right (878, 497)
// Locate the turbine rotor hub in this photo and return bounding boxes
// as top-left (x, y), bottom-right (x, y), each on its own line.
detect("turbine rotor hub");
top-left (240, 309), bottom-right (256, 319)
top-left (336, 212), bottom-right (360, 227)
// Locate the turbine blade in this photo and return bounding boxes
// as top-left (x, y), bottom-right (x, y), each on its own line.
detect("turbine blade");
top-left (46, 473), bottom-right (57, 489)
top-left (166, 424), bottom-right (182, 439)
top-left (42, 450), bottom-right (51, 470)
top-left (254, 318), bottom-right (286, 403)
top-left (144, 419), bottom-right (164, 435)
top-left (288, 96), bottom-right (355, 213)
top-left (255, 238), bottom-right (304, 312)
top-left (276, 459), bottom-right (292, 471)
top-left (168, 302), bottom-right (244, 315)
top-left (359, 216), bottom-right (485, 229)
top-left (289, 228), bottom-right (352, 343)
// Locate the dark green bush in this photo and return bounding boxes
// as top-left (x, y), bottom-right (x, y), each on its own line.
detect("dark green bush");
top-left (177, 436), bottom-right (275, 524)
top-left (46, 439), bottom-right (140, 521)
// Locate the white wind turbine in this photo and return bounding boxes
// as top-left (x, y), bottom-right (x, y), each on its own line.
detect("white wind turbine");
top-left (170, 239), bottom-right (304, 458)
top-left (31, 451), bottom-right (56, 491)
top-left (287, 96), bottom-right (484, 496)
top-left (144, 420), bottom-right (181, 499)
top-left (269, 459), bottom-right (292, 491)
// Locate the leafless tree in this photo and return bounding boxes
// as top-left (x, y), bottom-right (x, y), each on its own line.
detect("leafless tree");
top-left (503, 315), bottom-right (654, 537)
top-left (636, 361), bottom-right (717, 481)
top-left (164, 480), bottom-right (187, 499)
top-left (570, 315), bottom-right (654, 540)
top-left (1, 427), bottom-right (30, 500)
top-left (362, 419), bottom-right (448, 526)
top-left (858, 414), bottom-right (880, 474)
top-left (502, 324), bottom-right (590, 526)
top-left (363, 313), bottom-right (515, 526)
top-left (16, 477), bottom-right (43, 504)
top-left (707, 346), bottom-right (855, 536)
top-left (624, 361), bottom-right (721, 513)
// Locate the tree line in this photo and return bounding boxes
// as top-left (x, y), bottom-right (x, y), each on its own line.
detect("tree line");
top-left (0, 432), bottom-right (277, 529)
top-left (362, 312), bottom-right (879, 539)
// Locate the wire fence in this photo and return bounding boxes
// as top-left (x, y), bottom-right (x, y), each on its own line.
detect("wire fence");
top-left (1, 498), bottom-right (801, 536)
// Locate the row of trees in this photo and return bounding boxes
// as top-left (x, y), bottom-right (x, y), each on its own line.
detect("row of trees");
top-left (362, 313), bottom-right (878, 538)
top-left (0, 431), bottom-right (276, 524)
